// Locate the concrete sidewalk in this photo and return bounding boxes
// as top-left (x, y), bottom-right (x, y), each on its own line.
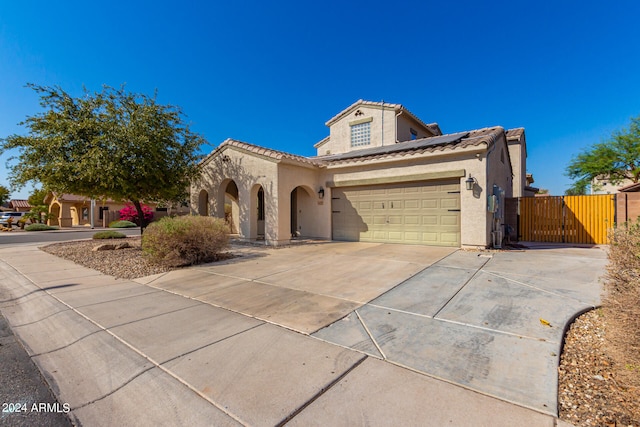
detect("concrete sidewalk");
top-left (0, 243), bottom-right (595, 426)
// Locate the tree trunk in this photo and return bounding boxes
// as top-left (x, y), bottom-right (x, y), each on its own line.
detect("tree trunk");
top-left (132, 200), bottom-right (147, 234)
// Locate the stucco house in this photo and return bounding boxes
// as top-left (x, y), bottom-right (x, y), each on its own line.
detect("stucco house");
top-left (44, 193), bottom-right (133, 227)
top-left (8, 199), bottom-right (32, 212)
top-left (192, 100), bottom-right (528, 248)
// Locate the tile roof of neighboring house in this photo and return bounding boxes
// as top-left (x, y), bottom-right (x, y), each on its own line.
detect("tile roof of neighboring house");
top-left (325, 99), bottom-right (442, 136)
top-left (46, 193), bottom-right (120, 204)
top-left (8, 199), bottom-right (31, 209)
top-left (619, 182), bottom-right (640, 192)
top-left (207, 139), bottom-right (323, 167)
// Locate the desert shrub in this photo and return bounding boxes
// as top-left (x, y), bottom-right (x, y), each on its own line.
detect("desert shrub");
top-left (142, 216), bottom-right (229, 267)
top-left (604, 220), bottom-right (640, 395)
top-left (109, 220), bottom-right (137, 228)
top-left (24, 223), bottom-right (58, 231)
top-left (93, 231), bottom-right (127, 239)
top-left (119, 203), bottom-right (154, 225)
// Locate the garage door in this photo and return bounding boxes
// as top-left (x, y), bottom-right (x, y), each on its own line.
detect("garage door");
top-left (331, 180), bottom-right (461, 246)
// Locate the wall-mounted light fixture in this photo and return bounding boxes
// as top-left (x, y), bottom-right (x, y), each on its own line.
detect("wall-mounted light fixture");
top-left (318, 187), bottom-right (325, 199)
top-left (465, 174), bottom-right (477, 191)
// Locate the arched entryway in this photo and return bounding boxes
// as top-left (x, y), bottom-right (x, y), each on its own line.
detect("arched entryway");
top-left (49, 203), bottom-right (61, 226)
top-left (224, 181), bottom-right (239, 234)
top-left (290, 186), bottom-right (315, 238)
top-left (198, 190), bottom-right (209, 216)
top-left (257, 186), bottom-right (265, 239)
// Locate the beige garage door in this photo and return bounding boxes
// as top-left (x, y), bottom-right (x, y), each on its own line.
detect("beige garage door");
top-left (331, 180), bottom-right (461, 246)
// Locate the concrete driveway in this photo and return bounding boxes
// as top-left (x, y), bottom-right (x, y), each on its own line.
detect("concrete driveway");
top-left (135, 242), bottom-right (457, 334)
top-left (137, 241), bottom-right (606, 415)
top-left (0, 240), bottom-right (606, 425)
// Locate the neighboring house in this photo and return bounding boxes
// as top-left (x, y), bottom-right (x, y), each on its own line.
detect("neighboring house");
top-left (590, 176), bottom-right (634, 194)
top-left (44, 193), bottom-right (187, 227)
top-left (192, 100), bottom-right (528, 248)
top-left (618, 182), bottom-right (640, 193)
top-left (524, 173), bottom-right (540, 197)
top-left (44, 193), bottom-right (132, 227)
top-left (8, 199), bottom-right (32, 212)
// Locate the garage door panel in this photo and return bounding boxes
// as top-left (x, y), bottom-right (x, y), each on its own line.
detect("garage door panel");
top-left (441, 233), bottom-right (459, 243)
top-left (440, 183), bottom-right (459, 192)
top-left (422, 232), bottom-right (438, 243)
top-left (405, 215), bottom-right (420, 225)
top-left (388, 216), bottom-right (402, 225)
top-left (332, 180), bottom-right (460, 246)
top-left (441, 198), bottom-right (460, 209)
top-left (373, 215), bottom-right (387, 225)
top-left (422, 199), bottom-right (438, 209)
top-left (422, 215), bottom-right (438, 225)
top-left (403, 232), bottom-right (420, 242)
top-left (441, 215), bottom-right (460, 226)
top-left (404, 199), bottom-right (420, 209)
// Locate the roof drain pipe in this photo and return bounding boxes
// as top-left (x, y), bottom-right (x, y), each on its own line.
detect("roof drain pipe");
top-left (395, 108), bottom-right (404, 143)
top-left (484, 134), bottom-right (498, 248)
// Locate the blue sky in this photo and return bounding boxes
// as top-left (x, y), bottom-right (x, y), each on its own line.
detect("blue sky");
top-left (1, 1), bottom-right (639, 198)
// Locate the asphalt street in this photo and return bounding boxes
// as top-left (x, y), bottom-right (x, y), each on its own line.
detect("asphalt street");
top-left (0, 312), bottom-right (73, 427)
top-left (0, 227), bottom-right (141, 246)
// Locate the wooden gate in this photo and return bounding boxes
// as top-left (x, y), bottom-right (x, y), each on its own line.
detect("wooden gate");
top-left (517, 195), bottom-right (615, 244)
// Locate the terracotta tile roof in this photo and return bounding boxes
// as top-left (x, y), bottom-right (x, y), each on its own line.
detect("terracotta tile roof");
top-left (506, 128), bottom-right (525, 141)
top-left (8, 199), bottom-right (31, 209)
top-left (316, 127), bottom-right (504, 165)
top-left (204, 127), bottom-right (505, 168)
top-left (324, 99), bottom-right (441, 136)
top-left (209, 139), bottom-right (323, 167)
top-left (50, 193), bottom-right (120, 203)
top-left (619, 182), bottom-right (640, 192)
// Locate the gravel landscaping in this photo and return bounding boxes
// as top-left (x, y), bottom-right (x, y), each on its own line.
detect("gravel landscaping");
top-left (40, 237), bottom-right (172, 279)
top-left (559, 309), bottom-right (639, 426)
top-left (39, 238), bottom-right (639, 426)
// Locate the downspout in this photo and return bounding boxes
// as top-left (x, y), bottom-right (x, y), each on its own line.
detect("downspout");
top-left (484, 135), bottom-right (499, 247)
top-left (395, 109), bottom-right (404, 143)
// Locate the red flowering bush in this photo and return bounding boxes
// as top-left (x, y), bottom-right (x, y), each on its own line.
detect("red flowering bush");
top-left (119, 203), bottom-right (154, 225)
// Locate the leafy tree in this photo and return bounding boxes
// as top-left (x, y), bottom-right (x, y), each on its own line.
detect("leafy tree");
top-left (565, 183), bottom-right (587, 196)
top-left (0, 185), bottom-right (10, 206)
top-left (1, 84), bottom-right (205, 232)
top-left (565, 115), bottom-right (640, 194)
top-left (27, 187), bottom-right (49, 206)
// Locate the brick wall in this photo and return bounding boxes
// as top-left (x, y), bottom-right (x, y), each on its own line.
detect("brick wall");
top-left (616, 193), bottom-right (640, 224)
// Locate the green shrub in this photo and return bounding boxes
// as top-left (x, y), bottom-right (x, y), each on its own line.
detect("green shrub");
top-left (24, 223), bottom-right (58, 231)
top-left (93, 231), bottom-right (127, 239)
top-left (109, 220), bottom-right (137, 228)
top-left (142, 216), bottom-right (229, 267)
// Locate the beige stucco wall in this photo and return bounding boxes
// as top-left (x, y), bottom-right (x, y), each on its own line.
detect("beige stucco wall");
top-left (508, 137), bottom-right (527, 198)
top-left (321, 104), bottom-right (398, 156)
top-left (321, 144), bottom-right (492, 247)
top-left (396, 114), bottom-right (433, 142)
top-left (277, 162), bottom-right (328, 239)
top-left (484, 133), bottom-right (514, 246)
top-left (192, 148), bottom-right (287, 245)
top-left (195, 131), bottom-right (515, 248)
